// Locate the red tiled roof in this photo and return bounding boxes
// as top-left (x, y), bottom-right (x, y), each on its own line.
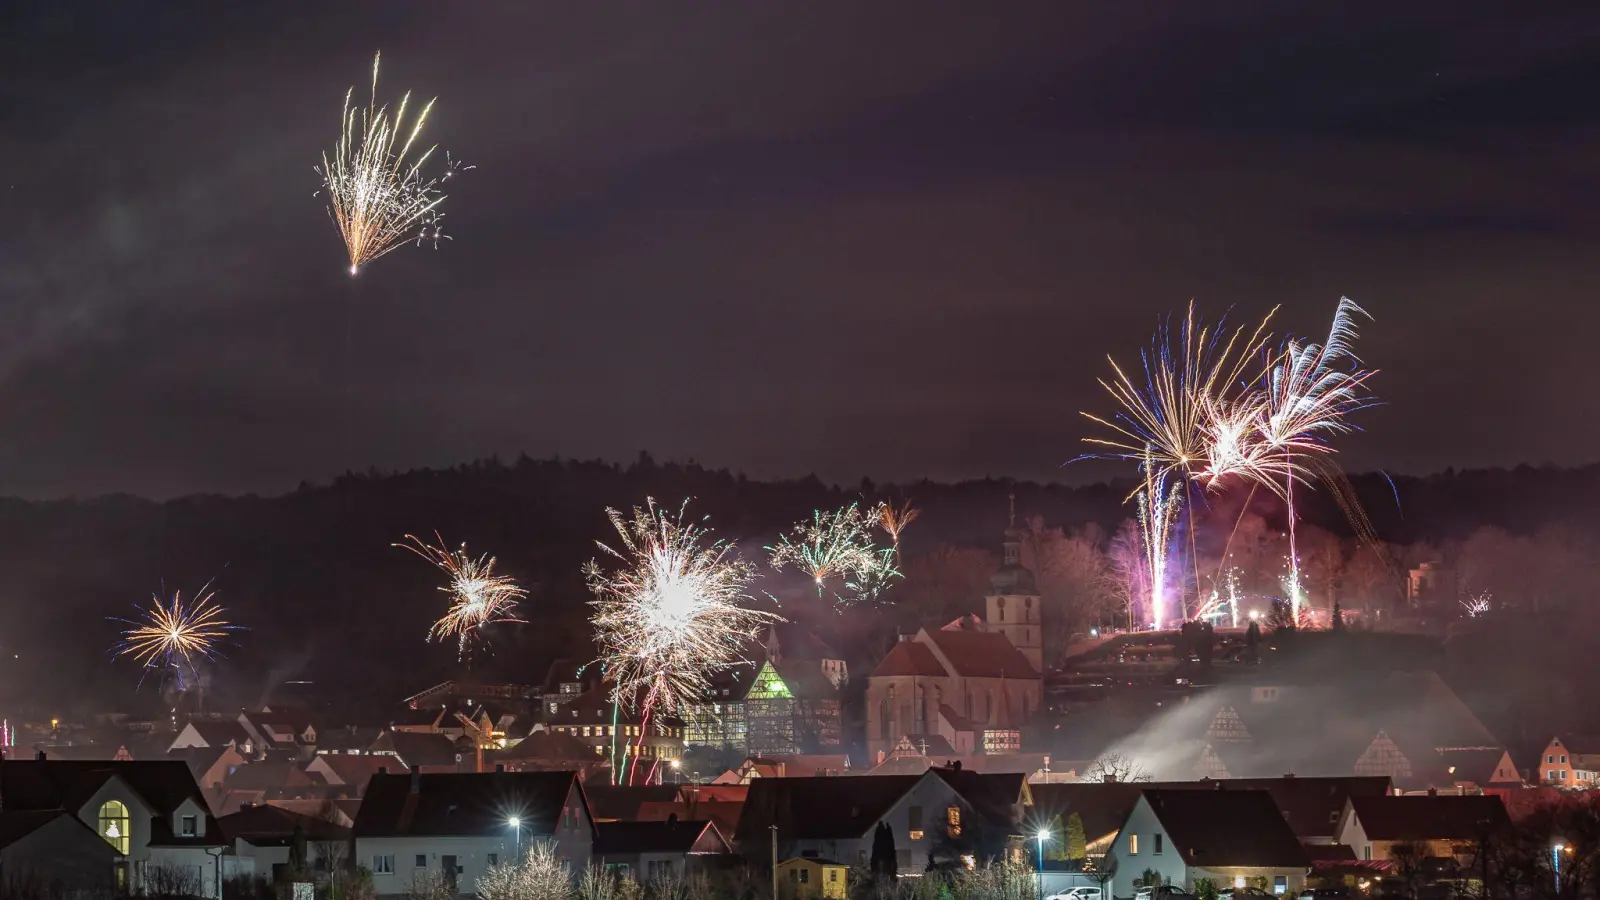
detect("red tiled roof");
top-left (1348, 794), bottom-right (1511, 842)
top-left (313, 755), bottom-right (393, 791)
top-left (871, 641), bottom-right (946, 677)
top-left (922, 629), bottom-right (1039, 679)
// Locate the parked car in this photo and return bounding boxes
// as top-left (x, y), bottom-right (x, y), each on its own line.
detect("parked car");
top-left (1220, 888), bottom-right (1274, 900)
top-left (1136, 886), bottom-right (1197, 900)
top-left (1045, 889), bottom-right (1102, 900)
top-left (1299, 889), bottom-right (1352, 900)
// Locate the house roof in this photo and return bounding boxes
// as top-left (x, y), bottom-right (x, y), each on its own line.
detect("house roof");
top-left (245, 708), bottom-right (315, 737)
top-left (1379, 671), bottom-right (1497, 750)
top-left (0, 810), bottom-right (105, 851)
top-left (764, 625), bottom-right (841, 663)
top-left (738, 775), bottom-right (922, 843)
top-left (584, 785), bottom-right (681, 821)
top-left (636, 800), bottom-right (745, 839)
top-left (311, 754), bottom-right (393, 789)
top-left (939, 704), bottom-right (978, 733)
top-left (594, 819), bottom-right (730, 856)
top-left (352, 771), bottom-right (587, 838)
top-left (169, 746), bottom-right (234, 780)
top-left (1030, 783), bottom-right (1147, 841)
top-left (871, 642), bottom-right (946, 678)
top-left (182, 721), bottom-right (254, 748)
top-left (930, 768), bottom-right (1026, 830)
top-left (1139, 789), bottom-right (1311, 868)
top-left (769, 754), bottom-right (850, 777)
top-left (1347, 795), bottom-right (1511, 842)
top-left (0, 760), bottom-right (209, 815)
top-left (223, 762), bottom-right (314, 794)
top-left (33, 743), bottom-right (126, 761)
top-left (315, 726), bottom-right (383, 752)
top-left (371, 731), bottom-right (464, 769)
top-left (219, 804), bottom-right (351, 845)
top-left (498, 730), bottom-right (598, 763)
top-left (1185, 776), bottom-right (1392, 840)
top-left (922, 629), bottom-right (1040, 680)
top-left (1427, 749), bottom-right (1515, 787)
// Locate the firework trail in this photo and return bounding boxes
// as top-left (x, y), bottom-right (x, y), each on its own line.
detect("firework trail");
top-left (1136, 464), bottom-right (1182, 630)
top-left (397, 534), bottom-right (526, 659)
top-left (1195, 566), bottom-right (1242, 625)
top-left (1245, 298), bottom-right (1376, 622)
top-left (587, 499), bottom-right (779, 782)
top-left (317, 52), bottom-right (468, 275)
top-left (112, 583), bottom-right (238, 687)
top-left (875, 498), bottom-right (920, 555)
top-left (1461, 592), bottom-right (1492, 618)
top-left (769, 504), bottom-right (901, 607)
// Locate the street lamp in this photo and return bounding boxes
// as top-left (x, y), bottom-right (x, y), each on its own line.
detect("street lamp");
top-left (670, 758), bottom-right (682, 784)
top-left (1553, 842), bottom-right (1573, 893)
top-left (509, 816), bottom-right (522, 859)
top-left (1036, 829), bottom-right (1050, 900)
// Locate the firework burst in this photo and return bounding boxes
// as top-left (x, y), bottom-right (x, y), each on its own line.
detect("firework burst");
top-left (398, 534), bottom-right (526, 658)
top-left (1461, 592), bottom-right (1492, 618)
top-left (769, 504), bottom-right (901, 606)
top-left (113, 584), bottom-right (237, 682)
top-left (586, 499), bottom-right (778, 717)
top-left (317, 52), bottom-right (467, 275)
top-left (875, 498), bottom-right (920, 554)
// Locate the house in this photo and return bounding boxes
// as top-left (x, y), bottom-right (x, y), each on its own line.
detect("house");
top-left (737, 767), bottom-right (1027, 874)
top-left (1335, 795), bottom-right (1511, 864)
top-left (169, 720), bottom-right (257, 757)
top-left (315, 725), bottom-right (384, 756)
top-left (0, 758), bottom-right (229, 896)
top-left (305, 753), bottom-right (394, 795)
top-left (0, 810), bottom-right (121, 897)
top-left (593, 819), bottom-right (731, 878)
top-left (1538, 736), bottom-right (1600, 787)
top-left (169, 745), bottom-right (246, 792)
top-left (487, 728), bottom-right (607, 777)
top-left (545, 686), bottom-right (685, 779)
top-left (353, 770), bottom-right (595, 897)
top-left (714, 755), bottom-right (851, 783)
top-left (369, 729), bottom-right (467, 772)
top-left (1107, 790), bottom-right (1311, 898)
top-left (1030, 782), bottom-right (1147, 858)
top-left (1407, 748), bottom-right (1522, 794)
top-left (776, 857), bottom-right (849, 900)
top-left (682, 637), bottom-right (845, 759)
top-left (219, 804), bottom-right (351, 876)
top-left (865, 520), bottom-right (1043, 760)
top-left (1181, 777), bottom-right (1392, 846)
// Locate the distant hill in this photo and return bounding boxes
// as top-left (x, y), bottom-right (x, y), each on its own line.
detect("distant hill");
top-left (3, 454), bottom-right (1596, 721)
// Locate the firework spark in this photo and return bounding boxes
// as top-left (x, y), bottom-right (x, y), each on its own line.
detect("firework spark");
top-left (1136, 464), bottom-right (1182, 630)
top-left (769, 504), bottom-right (901, 606)
top-left (1081, 303), bottom-right (1278, 486)
top-left (1461, 592), bottom-right (1492, 618)
top-left (875, 498), bottom-right (920, 553)
top-left (113, 584), bottom-right (236, 679)
top-left (398, 534), bottom-right (526, 657)
top-left (587, 499), bottom-right (779, 717)
top-left (318, 52), bottom-right (467, 275)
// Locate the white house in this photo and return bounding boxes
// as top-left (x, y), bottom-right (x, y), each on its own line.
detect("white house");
top-left (1107, 790), bottom-right (1310, 898)
top-left (737, 767), bottom-right (1029, 875)
top-left (1334, 794), bottom-right (1511, 863)
top-left (169, 720), bottom-right (257, 757)
top-left (352, 770), bottom-right (595, 897)
top-left (0, 758), bottom-right (234, 896)
top-left (593, 819), bottom-right (731, 879)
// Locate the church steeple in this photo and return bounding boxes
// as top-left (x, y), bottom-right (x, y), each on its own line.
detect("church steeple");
top-left (991, 489), bottom-right (1035, 594)
top-left (987, 489), bottom-right (1042, 673)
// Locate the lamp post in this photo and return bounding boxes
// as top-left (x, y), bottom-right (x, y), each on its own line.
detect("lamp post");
top-left (670, 758), bottom-right (682, 784)
top-left (509, 817), bottom-right (522, 859)
top-left (1036, 829), bottom-right (1050, 900)
top-left (1553, 842), bottom-right (1572, 894)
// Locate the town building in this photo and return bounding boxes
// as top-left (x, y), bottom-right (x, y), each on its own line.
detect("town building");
top-left (682, 627), bottom-right (847, 758)
top-left (1107, 789), bottom-right (1311, 898)
top-left (0, 758), bottom-right (228, 895)
top-left (352, 770), bottom-right (595, 897)
top-left (1334, 794), bottom-right (1511, 864)
top-left (545, 686), bottom-right (685, 780)
top-left (1538, 736), bottom-right (1600, 787)
top-left (776, 857), bottom-right (850, 900)
top-left (592, 819), bottom-right (731, 878)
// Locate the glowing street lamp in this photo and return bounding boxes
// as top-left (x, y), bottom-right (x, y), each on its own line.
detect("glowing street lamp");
top-left (1553, 842), bottom-right (1573, 893)
top-left (1036, 829), bottom-right (1050, 900)
top-left (509, 816), bottom-right (522, 859)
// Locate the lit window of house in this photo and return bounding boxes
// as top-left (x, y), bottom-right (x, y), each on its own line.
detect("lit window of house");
top-left (908, 806), bottom-right (924, 841)
top-left (1129, 833), bottom-right (1139, 855)
top-left (946, 807), bottom-right (962, 838)
top-left (99, 801), bottom-right (130, 854)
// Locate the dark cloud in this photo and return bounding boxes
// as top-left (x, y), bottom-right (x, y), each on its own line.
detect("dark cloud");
top-left (3, 1), bottom-right (1600, 497)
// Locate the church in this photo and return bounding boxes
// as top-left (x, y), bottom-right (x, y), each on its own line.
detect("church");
top-left (864, 503), bottom-right (1044, 760)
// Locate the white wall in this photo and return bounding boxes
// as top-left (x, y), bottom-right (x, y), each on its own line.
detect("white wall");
top-left (1108, 798), bottom-right (1187, 898)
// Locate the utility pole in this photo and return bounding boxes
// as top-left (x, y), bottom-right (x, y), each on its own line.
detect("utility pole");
top-left (771, 825), bottom-right (779, 900)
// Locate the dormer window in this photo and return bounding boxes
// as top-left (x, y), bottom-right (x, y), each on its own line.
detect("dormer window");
top-left (181, 815), bottom-right (198, 837)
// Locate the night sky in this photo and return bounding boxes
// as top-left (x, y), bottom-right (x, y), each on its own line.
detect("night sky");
top-left (4, 2), bottom-right (1599, 499)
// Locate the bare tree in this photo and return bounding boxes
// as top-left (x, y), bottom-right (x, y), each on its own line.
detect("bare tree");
top-left (144, 862), bottom-right (204, 899)
top-left (1082, 752), bottom-right (1152, 783)
top-left (476, 842), bottom-right (572, 900)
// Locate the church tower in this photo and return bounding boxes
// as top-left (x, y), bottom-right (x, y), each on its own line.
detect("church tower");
top-left (985, 491), bottom-right (1043, 672)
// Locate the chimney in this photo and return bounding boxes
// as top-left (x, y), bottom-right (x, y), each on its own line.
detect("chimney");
top-left (1103, 774), bottom-right (1117, 784)
top-left (35, 750), bottom-right (45, 761)
top-left (1427, 788), bottom-right (1438, 797)
top-left (377, 765), bottom-right (387, 775)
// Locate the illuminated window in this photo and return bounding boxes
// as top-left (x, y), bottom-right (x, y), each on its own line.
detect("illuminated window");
top-left (98, 800), bottom-right (130, 854)
top-left (946, 807), bottom-right (962, 838)
top-left (1128, 833), bottom-right (1139, 855)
